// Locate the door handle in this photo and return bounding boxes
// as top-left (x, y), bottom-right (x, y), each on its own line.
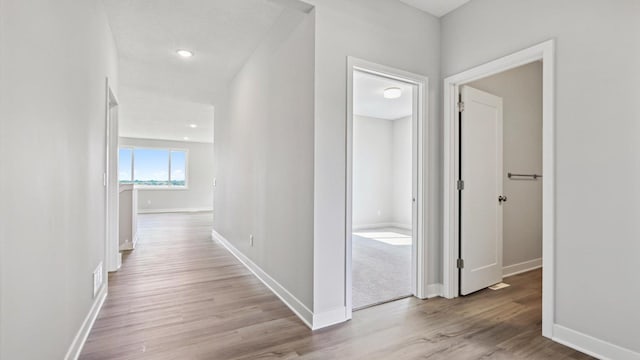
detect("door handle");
top-left (498, 195), bottom-right (508, 203)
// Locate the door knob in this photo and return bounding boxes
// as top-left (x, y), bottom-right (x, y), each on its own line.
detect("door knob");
top-left (498, 195), bottom-right (508, 203)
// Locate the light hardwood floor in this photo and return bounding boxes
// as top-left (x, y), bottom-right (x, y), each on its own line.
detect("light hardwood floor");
top-left (80, 212), bottom-right (591, 360)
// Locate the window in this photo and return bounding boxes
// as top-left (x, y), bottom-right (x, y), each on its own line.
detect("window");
top-left (119, 147), bottom-right (188, 188)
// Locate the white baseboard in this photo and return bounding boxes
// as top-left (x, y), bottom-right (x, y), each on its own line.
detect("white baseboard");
top-left (211, 230), bottom-right (314, 329)
top-left (138, 207), bottom-right (213, 214)
top-left (553, 324), bottom-right (640, 360)
top-left (503, 258), bottom-right (542, 278)
top-left (64, 284), bottom-right (107, 360)
top-left (352, 222), bottom-right (393, 231)
top-left (352, 222), bottom-right (411, 231)
top-left (426, 283), bottom-right (443, 298)
top-left (390, 222), bottom-right (412, 230)
top-left (312, 307), bottom-right (348, 330)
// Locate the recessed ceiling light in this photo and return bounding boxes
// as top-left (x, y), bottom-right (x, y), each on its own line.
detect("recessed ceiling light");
top-left (189, 124), bottom-right (198, 128)
top-left (183, 136), bottom-right (190, 141)
top-left (384, 87), bottom-right (402, 99)
top-left (176, 49), bottom-right (194, 58)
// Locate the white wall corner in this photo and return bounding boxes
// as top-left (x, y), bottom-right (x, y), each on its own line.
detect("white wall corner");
top-left (553, 324), bottom-right (640, 360)
top-left (312, 307), bottom-right (348, 330)
top-left (211, 230), bottom-right (314, 329)
top-left (426, 283), bottom-right (443, 298)
top-left (64, 284), bottom-right (108, 360)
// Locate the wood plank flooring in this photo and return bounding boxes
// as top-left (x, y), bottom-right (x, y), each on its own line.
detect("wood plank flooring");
top-left (80, 212), bottom-right (591, 360)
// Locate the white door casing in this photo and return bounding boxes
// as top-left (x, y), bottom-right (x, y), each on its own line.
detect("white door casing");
top-left (460, 85), bottom-right (504, 296)
top-left (346, 57), bottom-right (429, 320)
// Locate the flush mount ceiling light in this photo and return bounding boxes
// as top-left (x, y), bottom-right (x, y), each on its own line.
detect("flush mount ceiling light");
top-left (183, 136), bottom-right (190, 141)
top-left (176, 49), bottom-right (194, 58)
top-left (383, 87), bottom-right (402, 99)
top-left (189, 124), bottom-right (198, 128)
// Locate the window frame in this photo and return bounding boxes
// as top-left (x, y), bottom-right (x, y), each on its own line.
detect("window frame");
top-left (118, 146), bottom-right (189, 190)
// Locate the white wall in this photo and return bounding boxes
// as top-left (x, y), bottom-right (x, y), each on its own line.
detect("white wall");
top-left (119, 137), bottom-right (214, 213)
top-left (0, 0), bottom-right (118, 358)
top-left (353, 115), bottom-right (412, 230)
top-left (469, 62), bottom-right (543, 269)
top-left (308, 0), bottom-right (441, 319)
top-left (213, 9), bottom-right (315, 309)
top-left (392, 116), bottom-right (412, 228)
top-left (353, 116), bottom-right (393, 228)
top-left (442, 0), bottom-right (640, 354)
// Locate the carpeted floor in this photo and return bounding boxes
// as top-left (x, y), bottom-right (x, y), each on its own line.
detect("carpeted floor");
top-left (352, 228), bottom-right (412, 309)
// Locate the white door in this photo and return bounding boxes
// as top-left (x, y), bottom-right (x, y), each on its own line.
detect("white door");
top-left (460, 85), bottom-right (504, 296)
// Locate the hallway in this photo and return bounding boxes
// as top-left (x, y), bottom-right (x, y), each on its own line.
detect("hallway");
top-left (80, 212), bottom-right (309, 359)
top-left (80, 213), bottom-right (590, 359)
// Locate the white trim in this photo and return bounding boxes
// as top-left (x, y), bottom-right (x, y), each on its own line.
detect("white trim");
top-left (442, 40), bottom-right (555, 338)
top-left (64, 285), bottom-right (107, 360)
top-left (211, 230), bottom-right (314, 329)
top-left (138, 208), bottom-right (213, 214)
top-left (105, 78), bottom-right (120, 273)
top-left (346, 57), bottom-right (430, 317)
top-left (426, 283), bottom-right (443, 298)
top-left (503, 258), bottom-right (542, 278)
top-left (351, 222), bottom-right (412, 231)
top-left (312, 307), bottom-right (348, 330)
top-left (553, 325), bottom-right (640, 360)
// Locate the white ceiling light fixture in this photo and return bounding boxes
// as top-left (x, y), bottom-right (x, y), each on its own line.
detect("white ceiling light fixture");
top-left (383, 87), bottom-right (402, 99)
top-left (183, 136), bottom-right (190, 141)
top-left (176, 49), bottom-right (194, 58)
top-left (189, 124), bottom-right (198, 128)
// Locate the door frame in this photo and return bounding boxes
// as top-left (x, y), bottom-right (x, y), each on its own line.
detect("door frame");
top-left (442, 40), bottom-right (555, 337)
top-left (105, 78), bottom-right (121, 273)
top-left (346, 57), bottom-right (429, 319)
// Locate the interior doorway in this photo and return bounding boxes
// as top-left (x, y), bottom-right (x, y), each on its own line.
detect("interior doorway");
top-left (351, 70), bottom-right (415, 309)
top-left (346, 58), bottom-right (429, 316)
top-left (443, 40), bottom-right (555, 337)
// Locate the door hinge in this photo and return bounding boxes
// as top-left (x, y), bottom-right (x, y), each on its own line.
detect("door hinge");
top-left (457, 258), bottom-right (464, 269)
top-left (458, 100), bottom-right (465, 112)
top-left (457, 180), bottom-right (464, 191)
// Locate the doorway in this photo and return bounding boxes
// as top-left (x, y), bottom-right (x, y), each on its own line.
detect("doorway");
top-left (346, 57), bottom-right (429, 316)
top-left (443, 40), bottom-right (555, 337)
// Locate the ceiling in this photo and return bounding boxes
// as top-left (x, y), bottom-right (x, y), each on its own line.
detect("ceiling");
top-left (398, 0), bottom-right (471, 17)
top-left (103, 0), bottom-right (466, 141)
top-left (353, 71), bottom-right (414, 120)
top-left (103, 0), bottom-right (285, 104)
top-left (118, 87), bottom-right (214, 143)
top-left (103, 0), bottom-right (288, 142)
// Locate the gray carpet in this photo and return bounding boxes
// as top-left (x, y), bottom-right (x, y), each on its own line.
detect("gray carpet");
top-left (352, 229), bottom-right (412, 309)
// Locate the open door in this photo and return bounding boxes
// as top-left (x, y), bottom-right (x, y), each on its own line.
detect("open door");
top-left (459, 85), bottom-right (504, 295)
